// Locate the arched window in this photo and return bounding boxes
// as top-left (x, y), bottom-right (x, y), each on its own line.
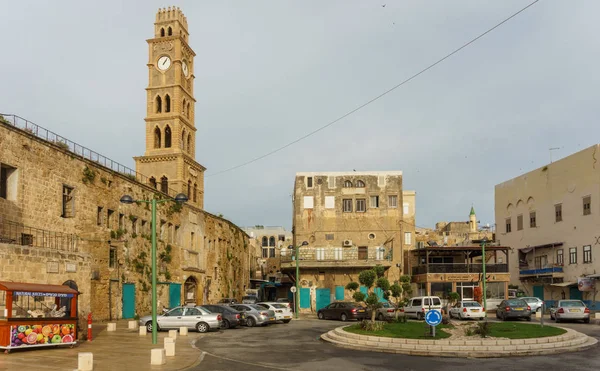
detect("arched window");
top-left (187, 180), bottom-right (191, 197)
top-left (164, 125), bottom-right (172, 148)
top-left (168, 27), bottom-right (172, 36)
top-left (155, 96), bottom-right (162, 113)
top-left (165, 94), bottom-right (171, 112)
top-left (269, 236), bottom-right (276, 247)
top-left (154, 127), bottom-right (161, 148)
top-left (187, 134), bottom-right (191, 152)
top-left (149, 177), bottom-right (157, 189)
top-left (193, 183), bottom-right (197, 202)
top-left (187, 102), bottom-right (191, 118)
top-left (182, 99), bottom-right (186, 116)
top-left (160, 28), bottom-right (165, 37)
top-left (344, 180), bottom-right (353, 188)
top-left (262, 236), bottom-right (268, 247)
top-left (181, 129), bottom-right (186, 150)
top-left (356, 180), bottom-right (365, 187)
top-left (160, 176), bottom-right (168, 193)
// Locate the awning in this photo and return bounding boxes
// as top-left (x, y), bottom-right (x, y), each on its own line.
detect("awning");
top-left (586, 274), bottom-right (600, 279)
top-left (519, 242), bottom-right (563, 254)
top-left (0, 281), bottom-right (79, 295)
top-left (551, 282), bottom-right (577, 287)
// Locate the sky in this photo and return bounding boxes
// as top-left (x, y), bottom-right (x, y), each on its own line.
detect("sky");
top-left (1, 1), bottom-right (599, 231)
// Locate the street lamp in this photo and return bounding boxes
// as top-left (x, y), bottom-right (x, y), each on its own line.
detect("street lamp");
top-left (120, 192), bottom-right (188, 344)
top-left (481, 237), bottom-right (489, 320)
top-left (287, 241), bottom-right (309, 319)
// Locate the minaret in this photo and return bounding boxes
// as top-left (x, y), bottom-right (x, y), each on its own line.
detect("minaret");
top-left (134, 7), bottom-right (205, 208)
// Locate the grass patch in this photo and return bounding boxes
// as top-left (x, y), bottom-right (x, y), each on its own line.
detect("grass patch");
top-left (344, 321), bottom-right (452, 339)
top-left (487, 322), bottom-right (566, 339)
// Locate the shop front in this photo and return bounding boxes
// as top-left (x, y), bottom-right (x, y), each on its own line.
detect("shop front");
top-left (0, 281), bottom-right (78, 352)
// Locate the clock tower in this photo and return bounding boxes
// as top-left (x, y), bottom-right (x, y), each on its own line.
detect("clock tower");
top-left (135, 7), bottom-right (205, 208)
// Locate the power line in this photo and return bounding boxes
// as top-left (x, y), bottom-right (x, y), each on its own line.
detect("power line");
top-left (206, 0), bottom-right (539, 177)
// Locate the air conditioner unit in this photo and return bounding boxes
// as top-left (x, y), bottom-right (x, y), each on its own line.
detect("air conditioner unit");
top-left (343, 240), bottom-right (353, 247)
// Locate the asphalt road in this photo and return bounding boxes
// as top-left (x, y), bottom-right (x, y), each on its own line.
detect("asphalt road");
top-left (191, 318), bottom-right (600, 371)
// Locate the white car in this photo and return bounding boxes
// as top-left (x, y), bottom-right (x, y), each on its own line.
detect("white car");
top-left (257, 302), bottom-right (293, 323)
top-left (449, 300), bottom-right (485, 320)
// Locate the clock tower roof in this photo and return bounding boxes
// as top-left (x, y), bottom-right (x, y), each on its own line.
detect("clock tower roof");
top-left (156, 6), bottom-right (188, 31)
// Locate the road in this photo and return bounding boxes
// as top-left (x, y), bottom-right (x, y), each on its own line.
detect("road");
top-left (191, 318), bottom-right (600, 371)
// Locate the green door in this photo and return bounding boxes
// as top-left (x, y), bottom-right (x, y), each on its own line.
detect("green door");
top-left (335, 286), bottom-right (345, 301)
top-left (569, 286), bottom-right (583, 300)
top-left (360, 286), bottom-right (368, 296)
top-left (533, 285), bottom-right (544, 301)
top-left (316, 288), bottom-right (331, 311)
top-left (374, 287), bottom-right (386, 302)
top-left (299, 288), bottom-right (310, 309)
top-left (122, 283), bottom-right (135, 319)
top-left (169, 283), bottom-right (181, 308)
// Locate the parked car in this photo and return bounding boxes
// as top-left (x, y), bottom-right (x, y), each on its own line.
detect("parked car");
top-left (449, 300), bottom-right (485, 320)
top-left (495, 299), bottom-right (532, 321)
top-left (231, 304), bottom-right (276, 327)
top-left (520, 297), bottom-right (545, 313)
top-left (218, 298), bottom-right (239, 306)
top-left (550, 300), bottom-right (590, 323)
top-left (242, 295), bottom-right (258, 304)
top-left (201, 304), bottom-right (244, 329)
top-left (402, 296), bottom-right (442, 320)
top-left (139, 305), bottom-right (221, 333)
top-left (257, 302), bottom-right (293, 323)
top-left (375, 302), bottom-right (397, 321)
top-left (317, 302), bottom-right (369, 321)
top-left (276, 298), bottom-right (294, 311)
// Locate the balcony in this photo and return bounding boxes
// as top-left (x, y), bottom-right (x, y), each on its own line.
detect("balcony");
top-left (519, 266), bottom-right (563, 276)
top-left (280, 246), bottom-right (392, 270)
top-left (412, 263), bottom-right (509, 276)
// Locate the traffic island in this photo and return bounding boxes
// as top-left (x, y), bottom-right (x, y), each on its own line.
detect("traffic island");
top-left (321, 322), bottom-right (597, 357)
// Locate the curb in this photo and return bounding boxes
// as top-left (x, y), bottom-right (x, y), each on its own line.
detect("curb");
top-left (320, 325), bottom-right (598, 358)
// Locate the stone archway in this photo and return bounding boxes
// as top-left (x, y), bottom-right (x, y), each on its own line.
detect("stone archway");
top-left (184, 276), bottom-right (198, 304)
top-left (60, 280), bottom-right (78, 315)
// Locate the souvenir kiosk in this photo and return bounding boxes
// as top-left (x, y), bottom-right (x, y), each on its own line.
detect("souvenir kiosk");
top-left (0, 281), bottom-right (78, 352)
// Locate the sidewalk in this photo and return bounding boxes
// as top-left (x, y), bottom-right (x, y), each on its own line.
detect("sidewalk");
top-left (0, 320), bottom-right (203, 371)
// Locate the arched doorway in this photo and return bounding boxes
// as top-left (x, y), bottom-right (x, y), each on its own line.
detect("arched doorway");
top-left (184, 276), bottom-right (198, 304)
top-left (61, 280), bottom-right (78, 315)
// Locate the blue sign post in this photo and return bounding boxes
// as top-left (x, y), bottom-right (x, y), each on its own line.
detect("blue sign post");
top-left (425, 309), bottom-right (442, 337)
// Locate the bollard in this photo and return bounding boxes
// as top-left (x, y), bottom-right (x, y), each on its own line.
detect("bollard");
top-left (164, 337), bottom-right (174, 346)
top-left (128, 321), bottom-right (138, 330)
top-left (165, 342), bottom-right (176, 357)
top-left (535, 311), bottom-right (542, 318)
top-left (179, 327), bottom-right (188, 336)
top-left (168, 329), bottom-right (178, 340)
top-left (151, 348), bottom-right (166, 365)
top-left (78, 352), bottom-right (94, 371)
top-left (87, 313), bottom-right (93, 342)
top-left (139, 326), bottom-right (147, 336)
top-left (595, 313), bottom-right (600, 319)
top-left (107, 323), bottom-right (117, 332)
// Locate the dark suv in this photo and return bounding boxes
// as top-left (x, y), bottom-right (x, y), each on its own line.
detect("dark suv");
top-left (202, 304), bottom-right (245, 328)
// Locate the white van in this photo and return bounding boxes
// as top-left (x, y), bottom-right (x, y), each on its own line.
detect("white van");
top-left (402, 296), bottom-right (442, 320)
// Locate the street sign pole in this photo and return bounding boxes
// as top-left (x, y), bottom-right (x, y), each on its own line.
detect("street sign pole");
top-left (425, 309), bottom-right (442, 338)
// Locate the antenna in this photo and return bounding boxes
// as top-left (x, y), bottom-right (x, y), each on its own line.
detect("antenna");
top-left (549, 147), bottom-right (561, 163)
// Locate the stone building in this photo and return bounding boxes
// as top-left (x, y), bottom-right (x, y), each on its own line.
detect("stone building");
top-left (415, 207), bottom-right (494, 248)
top-left (495, 145), bottom-right (600, 309)
top-left (289, 171), bottom-right (416, 312)
top-left (0, 7), bottom-right (253, 335)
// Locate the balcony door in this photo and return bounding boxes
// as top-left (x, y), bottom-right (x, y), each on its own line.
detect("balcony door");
top-left (457, 282), bottom-right (478, 301)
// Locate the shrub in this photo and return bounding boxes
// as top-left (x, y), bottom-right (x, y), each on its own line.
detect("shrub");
top-left (393, 315), bottom-right (408, 323)
top-left (441, 315), bottom-right (450, 325)
top-left (360, 320), bottom-right (385, 332)
top-left (474, 321), bottom-right (491, 338)
top-left (464, 327), bottom-right (475, 336)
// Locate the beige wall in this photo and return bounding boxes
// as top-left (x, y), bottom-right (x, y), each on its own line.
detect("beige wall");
top-left (495, 145), bottom-right (600, 301)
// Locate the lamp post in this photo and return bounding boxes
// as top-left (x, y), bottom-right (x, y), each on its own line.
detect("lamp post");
top-left (120, 192), bottom-right (188, 344)
top-left (481, 237), bottom-right (489, 320)
top-left (288, 241), bottom-right (308, 319)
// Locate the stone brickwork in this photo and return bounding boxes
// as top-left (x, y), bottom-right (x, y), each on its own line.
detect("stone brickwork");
top-left (0, 120), bottom-right (253, 325)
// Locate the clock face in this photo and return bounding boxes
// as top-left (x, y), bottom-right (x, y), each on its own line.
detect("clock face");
top-left (157, 56), bottom-right (171, 71)
top-left (182, 61), bottom-right (189, 77)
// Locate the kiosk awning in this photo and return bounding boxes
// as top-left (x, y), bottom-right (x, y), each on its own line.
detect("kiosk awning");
top-left (551, 282), bottom-right (576, 287)
top-left (0, 281), bottom-right (79, 295)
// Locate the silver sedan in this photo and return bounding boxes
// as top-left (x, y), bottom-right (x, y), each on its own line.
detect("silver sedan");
top-left (139, 305), bottom-right (222, 333)
top-left (550, 300), bottom-right (590, 323)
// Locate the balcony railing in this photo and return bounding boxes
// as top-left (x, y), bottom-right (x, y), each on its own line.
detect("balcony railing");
top-left (0, 219), bottom-right (79, 252)
top-left (281, 246), bottom-right (391, 263)
top-left (519, 266), bottom-right (563, 276)
top-left (412, 263), bottom-right (509, 275)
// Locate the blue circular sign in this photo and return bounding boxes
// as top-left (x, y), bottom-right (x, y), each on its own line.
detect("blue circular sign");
top-left (425, 309), bottom-right (442, 326)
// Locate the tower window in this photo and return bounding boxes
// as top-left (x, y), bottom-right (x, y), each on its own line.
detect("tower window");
top-left (160, 28), bottom-right (165, 37)
top-left (154, 127), bottom-right (161, 148)
top-left (181, 130), bottom-right (186, 150)
top-left (168, 27), bottom-right (172, 36)
top-left (187, 103), bottom-right (191, 117)
top-left (160, 176), bottom-right (168, 193)
top-left (187, 180), bottom-right (191, 197)
top-left (149, 177), bottom-right (157, 189)
top-left (193, 183), bottom-right (197, 202)
top-left (155, 96), bottom-right (162, 113)
top-left (187, 134), bottom-right (192, 152)
top-left (164, 125), bottom-right (172, 148)
top-left (182, 99), bottom-right (186, 116)
top-left (165, 94), bottom-right (171, 113)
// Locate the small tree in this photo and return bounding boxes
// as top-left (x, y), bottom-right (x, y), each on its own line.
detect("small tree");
top-left (348, 268), bottom-right (391, 322)
top-left (388, 283), bottom-right (403, 319)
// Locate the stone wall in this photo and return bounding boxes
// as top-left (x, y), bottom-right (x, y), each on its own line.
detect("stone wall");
top-left (0, 120), bottom-right (253, 322)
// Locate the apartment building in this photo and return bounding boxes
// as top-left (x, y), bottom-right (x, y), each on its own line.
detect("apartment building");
top-left (288, 171), bottom-right (415, 312)
top-left (495, 145), bottom-right (600, 309)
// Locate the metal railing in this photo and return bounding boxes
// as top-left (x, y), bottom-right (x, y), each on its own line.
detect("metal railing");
top-left (412, 263), bottom-right (509, 275)
top-left (0, 219), bottom-right (79, 252)
top-left (0, 114), bottom-right (180, 198)
top-left (519, 266), bottom-right (563, 275)
top-left (280, 246), bottom-right (392, 263)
